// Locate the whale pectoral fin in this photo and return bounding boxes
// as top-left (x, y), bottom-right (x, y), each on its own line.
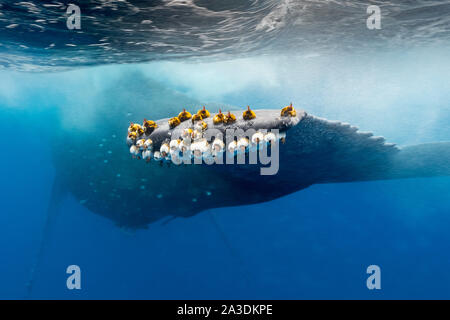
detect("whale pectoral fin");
top-left (272, 115), bottom-right (399, 185)
top-left (391, 142), bottom-right (450, 179)
top-left (26, 175), bottom-right (67, 299)
top-left (290, 116), bottom-right (450, 183)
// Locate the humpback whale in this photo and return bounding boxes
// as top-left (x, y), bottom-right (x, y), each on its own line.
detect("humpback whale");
top-left (22, 75), bottom-right (449, 297)
top-left (51, 105), bottom-right (450, 228)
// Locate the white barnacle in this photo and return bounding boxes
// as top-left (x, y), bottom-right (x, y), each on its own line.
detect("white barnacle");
top-left (251, 131), bottom-right (264, 144)
top-left (153, 151), bottom-right (162, 161)
top-left (192, 129), bottom-right (203, 141)
top-left (160, 143), bottom-right (170, 157)
top-left (129, 144), bottom-right (140, 156)
top-left (170, 148), bottom-right (180, 157)
top-left (142, 149), bottom-right (152, 161)
top-left (169, 139), bottom-right (181, 151)
top-left (194, 121), bottom-right (207, 132)
top-left (179, 139), bottom-right (191, 154)
top-left (212, 138), bottom-right (225, 153)
top-left (191, 138), bottom-right (209, 159)
top-left (264, 132), bottom-right (277, 144)
top-left (182, 128), bottom-right (193, 140)
top-left (136, 139), bottom-right (145, 150)
top-left (227, 140), bottom-right (238, 154)
top-left (144, 138), bottom-right (153, 150)
top-left (170, 149), bottom-right (183, 165)
top-left (237, 137), bottom-right (249, 153)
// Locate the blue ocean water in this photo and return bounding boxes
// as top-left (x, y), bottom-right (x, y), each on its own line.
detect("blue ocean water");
top-left (1, 52), bottom-right (449, 300)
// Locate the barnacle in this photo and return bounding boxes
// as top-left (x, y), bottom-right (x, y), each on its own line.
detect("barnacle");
top-left (128, 122), bottom-right (141, 133)
top-left (191, 114), bottom-right (203, 124)
top-left (281, 103), bottom-right (297, 117)
top-left (237, 137), bottom-right (249, 153)
top-left (160, 143), bottom-right (170, 157)
top-left (213, 109), bottom-right (225, 125)
top-left (168, 116), bottom-right (181, 129)
top-left (212, 138), bottom-right (225, 152)
top-left (127, 106), bottom-right (295, 165)
top-left (243, 106), bottom-right (256, 120)
top-left (264, 132), bottom-right (277, 144)
top-left (177, 109), bottom-right (192, 122)
top-left (143, 119), bottom-right (158, 135)
top-left (144, 139), bottom-right (153, 150)
top-left (227, 140), bottom-right (238, 153)
top-left (197, 106), bottom-right (210, 118)
top-left (142, 149), bottom-right (152, 162)
top-left (195, 121), bottom-right (208, 131)
top-left (136, 139), bottom-right (145, 149)
top-left (170, 139), bottom-right (181, 151)
top-left (251, 132), bottom-right (264, 144)
top-left (224, 111), bottom-right (236, 124)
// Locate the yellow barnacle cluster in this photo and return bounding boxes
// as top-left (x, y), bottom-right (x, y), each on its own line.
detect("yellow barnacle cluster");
top-left (197, 106), bottom-right (210, 118)
top-left (128, 120), bottom-right (158, 145)
top-left (128, 122), bottom-right (145, 136)
top-left (213, 109), bottom-right (225, 125)
top-left (191, 113), bottom-right (203, 124)
top-left (128, 122), bottom-right (141, 133)
top-left (242, 106), bottom-right (256, 120)
top-left (177, 109), bottom-right (192, 122)
top-left (281, 103), bottom-right (297, 117)
top-left (224, 111), bottom-right (236, 124)
top-left (128, 131), bottom-right (137, 141)
top-left (168, 116), bottom-right (181, 129)
top-left (143, 119), bottom-right (158, 135)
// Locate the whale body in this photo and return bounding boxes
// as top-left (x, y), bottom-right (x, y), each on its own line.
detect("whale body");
top-left (52, 106), bottom-right (450, 228)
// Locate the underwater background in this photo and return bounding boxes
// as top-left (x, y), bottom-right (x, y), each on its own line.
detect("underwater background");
top-left (1, 1), bottom-right (450, 299)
